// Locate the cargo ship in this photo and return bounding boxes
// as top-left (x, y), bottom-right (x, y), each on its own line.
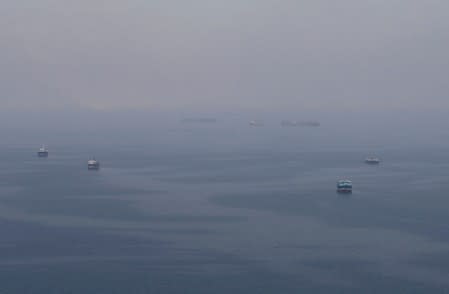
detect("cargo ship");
top-left (337, 180), bottom-right (352, 193)
top-left (88, 158), bottom-right (100, 170)
top-left (37, 145), bottom-right (49, 157)
top-left (281, 120), bottom-right (320, 127)
top-left (181, 118), bottom-right (217, 124)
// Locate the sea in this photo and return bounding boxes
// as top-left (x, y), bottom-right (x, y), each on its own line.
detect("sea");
top-left (1, 117), bottom-right (449, 293)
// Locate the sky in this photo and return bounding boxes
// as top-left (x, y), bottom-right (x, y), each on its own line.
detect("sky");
top-left (1, 0), bottom-right (449, 112)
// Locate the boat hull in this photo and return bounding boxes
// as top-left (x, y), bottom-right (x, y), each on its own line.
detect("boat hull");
top-left (337, 188), bottom-right (352, 193)
top-left (37, 152), bottom-right (48, 157)
top-left (88, 164), bottom-right (100, 170)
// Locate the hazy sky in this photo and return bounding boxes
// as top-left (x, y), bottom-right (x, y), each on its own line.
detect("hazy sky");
top-left (1, 0), bottom-right (448, 112)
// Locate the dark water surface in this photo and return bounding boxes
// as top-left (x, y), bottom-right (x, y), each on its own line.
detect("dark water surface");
top-left (1, 124), bottom-right (449, 293)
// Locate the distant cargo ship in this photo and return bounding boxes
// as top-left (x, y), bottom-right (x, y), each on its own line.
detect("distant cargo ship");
top-left (337, 180), bottom-right (352, 193)
top-left (181, 118), bottom-right (217, 124)
top-left (281, 120), bottom-right (320, 127)
top-left (88, 158), bottom-right (100, 170)
top-left (37, 145), bottom-right (49, 157)
top-left (365, 157), bottom-right (380, 164)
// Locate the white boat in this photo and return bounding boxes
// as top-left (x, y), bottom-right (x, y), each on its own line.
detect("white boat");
top-left (88, 158), bottom-right (100, 170)
top-left (249, 120), bottom-right (264, 126)
top-left (365, 157), bottom-right (380, 164)
top-left (37, 145), bottom-right (49, 157)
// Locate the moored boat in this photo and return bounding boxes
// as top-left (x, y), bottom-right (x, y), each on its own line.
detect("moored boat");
top-left (249, 120), bottom-right (264, 126)
top-left (337, 180), bottom-right (352, 193)
top-left (365, 157), bottom-right (380, 164)
top-left (37, 145), bottom-right (49, 157)
top-left (88, 158), bottom-right (100, 170)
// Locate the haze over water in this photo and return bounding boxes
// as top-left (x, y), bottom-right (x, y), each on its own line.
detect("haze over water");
top-left (1, 114), bottom-right (449, 293)
top-left (2, 0), bottom-right (449, 292)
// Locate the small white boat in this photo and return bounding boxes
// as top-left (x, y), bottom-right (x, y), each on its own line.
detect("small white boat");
top-left (249, 120), bottom-right (264, 126)
top-left (37, 145), bottom-right (49, 157)
top-left (365, 157), bottom-right (380, 164)
top-left (88, 158), bottom-right (100, 170)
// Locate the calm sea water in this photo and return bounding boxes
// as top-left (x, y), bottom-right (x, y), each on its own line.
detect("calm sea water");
top-left (1, 122), bottom-right (449, 293)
